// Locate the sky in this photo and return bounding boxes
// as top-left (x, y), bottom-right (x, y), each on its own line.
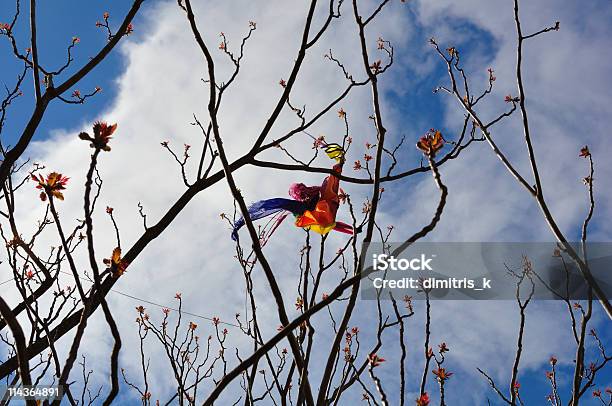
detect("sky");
top-left (1, 0), bottom-right (611, 404)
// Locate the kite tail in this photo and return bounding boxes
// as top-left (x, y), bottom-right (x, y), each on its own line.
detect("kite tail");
top-left (231, 198), bottom-right (308, 241)
top-left (333, 221), bottom-right (354, 235)
top-left (260, 212), bottom-right (290, 247)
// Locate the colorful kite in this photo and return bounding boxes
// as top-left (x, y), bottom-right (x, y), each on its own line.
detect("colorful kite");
top-left (231, 143), bottom-right (353, 241)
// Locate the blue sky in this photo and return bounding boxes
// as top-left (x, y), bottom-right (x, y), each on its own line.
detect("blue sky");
top-left (1, 0), bottom-right (611, 404)
top-left (0, 1), bottom-right (135, 146)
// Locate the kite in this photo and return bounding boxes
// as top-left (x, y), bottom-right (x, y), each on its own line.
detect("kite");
top-left (231, 143), bottom-right (353, 241)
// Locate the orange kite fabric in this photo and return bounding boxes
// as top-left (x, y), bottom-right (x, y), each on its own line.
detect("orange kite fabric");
top-left (294, 163), bottom-right (343, 235)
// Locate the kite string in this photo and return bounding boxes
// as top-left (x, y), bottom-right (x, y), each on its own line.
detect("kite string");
top-left (0, 272), bottom-right (240, 328)
top-left (301, 130), bottom-right (330, 147)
